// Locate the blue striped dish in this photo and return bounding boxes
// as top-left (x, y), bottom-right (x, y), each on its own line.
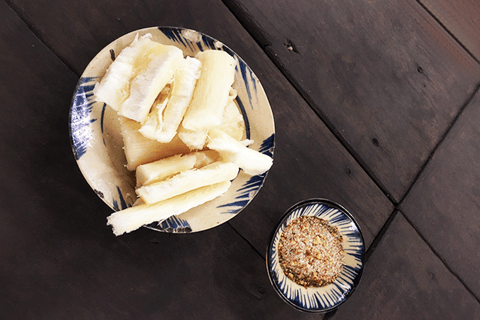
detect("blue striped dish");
top-left (267, 199), bottom-right (364, 312)
top-left (69, 27), bottom-right (274, 233)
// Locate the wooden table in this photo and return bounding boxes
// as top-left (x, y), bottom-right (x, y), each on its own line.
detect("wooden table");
top-left (1, 0), bottom-right (480, 318)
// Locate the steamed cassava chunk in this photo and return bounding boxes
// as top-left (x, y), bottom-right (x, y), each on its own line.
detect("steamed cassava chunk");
top-left (135, 150), bottom-right (220, 187)
top-left (155, 57), bottom-right (202, 143)
top-left (137, 161), bottom-right (239, 205)
top-left (138, 84), bottom-right (170, 140)
top-left (177, 127), bottom-right (208, 150)
top-left (136, 153), bottom-right (196, 187)
top-left (217, 99), bottom-right (244, 141)
top-left (94, 34), bottom-right (158, 112)
top-left (181, 50), bottom-right (236, 131)
top-left (120, 42), bottom-right (183, 123)
top-left (107, 181), bottom-right (231, 236)
top-left (118, 116), bottom-right (190, 171)
top-left (119, 43), bottom-right (183, 123)
top-left (95, 34), bottom-right (183, 123)
top-left (207, 128), bottom-right (272, 176)
top-left (178, 92), bottom-right (244, 149)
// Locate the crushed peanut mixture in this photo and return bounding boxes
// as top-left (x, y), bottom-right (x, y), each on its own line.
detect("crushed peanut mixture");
top-left (278, 216), bottom-right (345, 287)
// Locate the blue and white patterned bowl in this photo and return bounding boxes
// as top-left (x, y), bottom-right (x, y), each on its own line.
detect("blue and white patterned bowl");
top-left (267, 199), bottom-right (364, 312)
top-left (69, 27), bottom-right (274, 233)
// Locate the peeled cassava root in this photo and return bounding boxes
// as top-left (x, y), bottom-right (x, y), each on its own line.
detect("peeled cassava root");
top-left (94, 33), bottom-right (273, 235)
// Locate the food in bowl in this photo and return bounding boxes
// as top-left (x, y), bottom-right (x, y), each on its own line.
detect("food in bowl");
top-left (266, 199), bottom-right (364, 312)
top-left (278, 216), bottom-right (345, 287)
top-left (93, 33), bottom-right (273, 236)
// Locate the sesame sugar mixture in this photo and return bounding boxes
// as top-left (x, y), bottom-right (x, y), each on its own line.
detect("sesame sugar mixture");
top-left (278, 216), bottom-right (345, 287)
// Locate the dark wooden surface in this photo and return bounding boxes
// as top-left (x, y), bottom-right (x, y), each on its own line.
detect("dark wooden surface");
top-left (418, 0), bottom-right (480, 62)
top-left (333, 212), bottom-right (480, 319)
top-left (224, 0), bottom-right (480, 203)
top-left (402, 88), bottom-right (480, 298)
top-left (1, 0), bottom-right (480, 318)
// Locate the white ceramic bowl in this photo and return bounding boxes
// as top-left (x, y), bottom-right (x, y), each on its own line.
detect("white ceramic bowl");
top-left (69, 27), bottom-right (275, 233)
top-left (267, 199), bottom-right (364, 312)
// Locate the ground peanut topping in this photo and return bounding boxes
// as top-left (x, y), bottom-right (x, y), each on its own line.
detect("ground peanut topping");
top-left (278, 216), bottom-right (345, 287)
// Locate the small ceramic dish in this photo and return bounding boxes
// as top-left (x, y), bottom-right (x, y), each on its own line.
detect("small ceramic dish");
top-left (266, 199), bottom-right (364, 313)
top-left (69, 27), bottom-right (274, 233)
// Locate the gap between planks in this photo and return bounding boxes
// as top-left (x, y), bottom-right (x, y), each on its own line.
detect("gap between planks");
top-left (221, 0), bottom-right (480, 305)
top-left (221, 0), bottom-right (396, 205)
top-left (9, 0), bottom-right (478, 304)
top-left (398, 82), bottom-right (480, 206)
top-left (400, 211), bottom-right (480, 304)
top-left (227, 222), bottom-right (265, 258)
top-left (364, 83), bottom-right (480, 303)
top-left (414, 0), bottom-right (480, 66)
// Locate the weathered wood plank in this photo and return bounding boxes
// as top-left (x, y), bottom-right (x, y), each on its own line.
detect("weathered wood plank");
top-left (418, 0), bottom-right (480, 62)
top-left (223, 0), bottom-right (480, 202)
top-left (0, 3), bottom-right (316, 319)
top-left (6, 0), bottom-right (394, 253)
top-left (332, 212), bottom-right (480, 319)
top-left (226, 57), bottom-right (392, 251)
top-left (401, 88), bottom-right (480, 299)
top-left (0, 1), bottom-right (389, 318)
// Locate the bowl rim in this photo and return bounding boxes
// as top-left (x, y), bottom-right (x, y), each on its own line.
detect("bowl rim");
top-left (266, 198), bottom-right (365, 313)
top-left (68, 26), bottom-right (275, 233)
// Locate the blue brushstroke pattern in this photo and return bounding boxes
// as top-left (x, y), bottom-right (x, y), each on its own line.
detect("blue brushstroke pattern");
top-left (220, 44), bottom-right (235, 57)
top-left (70, 77), bottom-right (98, 160)
top-left (259, 133), bottom-right (275, 157)
top-left (217, 133), bottom-right (274, 214)
top-left (117, 186), bottom-right (129, 210)
top-left (218, 174), bottom-right (265, 214)
top-left (345, 244), bottom-right (364, 263)
top-left (329, 212), bottom-right (352, 224)
top-left (100, 103), bottom-right (107, 145)
top-left (201, 34), bottom-right (216, 50)
top-left (112, 199), bottom-right (119, 211)
top-left (160, 28), bottom-right (191, 50)
top-left (234, 97), bottom-right (251, 140)
top-left (239, 61), bottom-right (253, 103)
top-left (111, 186), bottom-right (130, 211)
top-left (156, 216), bottom-right (192, 233)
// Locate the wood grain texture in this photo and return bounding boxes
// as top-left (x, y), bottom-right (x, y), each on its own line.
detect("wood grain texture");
top-left (418, 0), bottom-right (480, 62)
top-left (332, 212), bottom-right (480, 319)
top-left (223, 0), bottom-right (480, 202)
top-left (226, 56), bottom-right (392, 252)
top-left (0, 0), bottom-right (391, 318)
top-left (0, 3), bottom-right (325, 319)
top-left (401, 88), bottom-right (480, 299)
top-left (5, 0), bottom-right (393, 253)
